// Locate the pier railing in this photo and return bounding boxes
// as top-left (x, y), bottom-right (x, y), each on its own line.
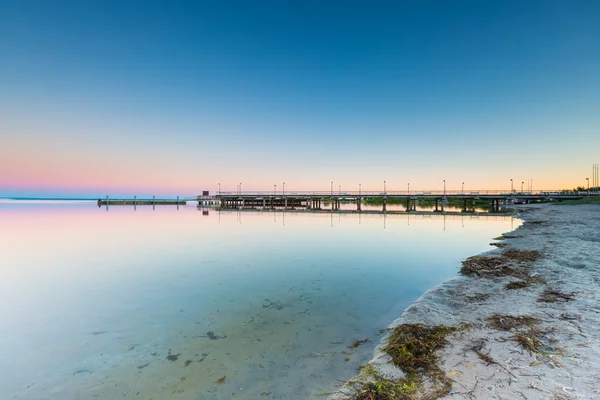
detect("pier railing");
top-left (215, 190), bottom-right (597, 197)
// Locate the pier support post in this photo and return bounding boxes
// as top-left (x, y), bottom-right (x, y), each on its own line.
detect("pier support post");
top-left (383, 197), bottom-right (387, 212)
top-left (435, 198), bottom-right (439, 212)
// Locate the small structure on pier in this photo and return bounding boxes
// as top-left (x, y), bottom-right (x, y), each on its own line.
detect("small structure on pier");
top-left (197, 191), bottom-right (220, 206)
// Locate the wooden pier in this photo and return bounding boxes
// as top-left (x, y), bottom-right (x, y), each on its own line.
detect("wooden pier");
top-left (97, 196), bottom-right (185, 207)
top-left (209, 190), bottom-right (587, 213)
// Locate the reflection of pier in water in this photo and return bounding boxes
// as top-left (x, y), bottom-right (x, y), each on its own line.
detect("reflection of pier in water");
top-left (198, 208), bottom-right (515, 230)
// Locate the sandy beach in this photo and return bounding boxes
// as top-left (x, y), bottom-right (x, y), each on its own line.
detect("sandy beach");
top-left (332, 203), bottom-right (600, 399)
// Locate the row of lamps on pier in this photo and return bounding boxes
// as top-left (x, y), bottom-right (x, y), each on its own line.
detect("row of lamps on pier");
top-left (217, 179), bottom-right (536, 196)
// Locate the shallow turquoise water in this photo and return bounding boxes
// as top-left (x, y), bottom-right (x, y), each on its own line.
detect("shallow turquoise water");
top-left (0, 201), bottom-right (518, 399)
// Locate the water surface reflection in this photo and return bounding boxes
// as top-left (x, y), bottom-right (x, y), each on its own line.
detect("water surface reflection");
top-left (0, 202), bottom-right (518, 399)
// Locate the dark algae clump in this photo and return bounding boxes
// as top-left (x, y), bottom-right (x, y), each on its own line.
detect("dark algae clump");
top-left (538, 289), bottom-right (575, 303)
top-left (505, 280), bottom-right (533, 290)
top-left (166, 349), bottom-right (180, 362)
top-left (485, 313), bottom-right (552, 354)
top-left (460, 249), bottom-right (543, 279)
top-left (503, 249), bottom-right (541, 263)
top-left (198, 331), bottom-right (226, 340)
top-left (348, 339), bottom-right (369, 349)
top-left (351, 324), bottom-right (462, 400)
top-left (486, 314), bottom-right (540, 331)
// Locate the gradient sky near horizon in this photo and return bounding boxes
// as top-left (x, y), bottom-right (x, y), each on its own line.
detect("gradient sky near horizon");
top-left (1, 0), bottom-right (599, 197)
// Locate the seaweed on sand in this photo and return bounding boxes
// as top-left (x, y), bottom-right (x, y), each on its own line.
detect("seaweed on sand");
top-left (493, 234), bottom-right (522, 240)
top-left (460, 256), bottom-right (505, 276)
top-left (505, 280), bottom-right (532, 290)
top-left (354, 379), bottom-right (416, 400)
top-left (511, 328), bottom-right (546, 353)
top-left (384, 324), bottom-right (457, 381)
top-left (486, 314), bottom-right (551, 354)
top-left (460, 249), bottom-right (543, 278)
top-left (537, 289), bottom-right (575, 303)
top-left (470, 339), bottom-right (496, 365)
top-left (486, 314), bottom-right (540, 331)
top-left (465, 293), bottom-right (490, 302)
top-left (502, 249), bottom-right (542, 263)
top-left (351, 324), bottom-right (462, 400)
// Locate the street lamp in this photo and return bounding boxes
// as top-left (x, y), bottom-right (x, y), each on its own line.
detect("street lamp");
top-left (521, 181), bottom-right (524, 193)
top-left (218, 182), bottom-right (220, 195)
top-left (384, 180), bottom-right (386, 195)
top-left (274, 184), bottom-right (276, 195)
top-left (443, 180), bottom-right (446, 197)
top-left (587, 178), bottom-right (589, 191)
top-left (510, 179), bottom-right (513, 194)
top-left (359, 183), bottom-right (361, 196)
top-left (239, 182), bottom-right (242, 195)
top-left (339, 184), bottom-right (341, 195)
top-left (283, 182), bottom-right (285, 196)
top-left (408, 183), bottom-right (410, 195)
top-left (462, 182), bottom-right (464, 194)
top-left (331, 181), bottom-right (333, 197)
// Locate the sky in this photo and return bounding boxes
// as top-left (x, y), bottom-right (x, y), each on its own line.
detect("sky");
top-left (1, 0), bottom-right (599, 198)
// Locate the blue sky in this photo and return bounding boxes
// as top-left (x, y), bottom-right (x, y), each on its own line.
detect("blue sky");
top-left (1, 1), bottom-right (599, 197)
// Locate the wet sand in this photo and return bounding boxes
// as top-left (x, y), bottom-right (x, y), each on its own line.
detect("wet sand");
top-left (333, 204), bottom-right (600, 399)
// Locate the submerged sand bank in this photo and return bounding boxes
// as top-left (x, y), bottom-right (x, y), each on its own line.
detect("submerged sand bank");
top-left (332, 204), bottom-right (600, 399)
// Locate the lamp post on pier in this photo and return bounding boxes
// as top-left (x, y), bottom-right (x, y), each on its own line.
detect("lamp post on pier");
top-left (359, 183), bottom-right (361, 197)
top-left (510, 179), bottom-right (513, 194)
top-left (339, 185), bottom-right (341, 195)
top-left (462, 182), bottom-right (464, 194)
top-left (587, 178), bottom-right (589, 191)
top-left (384, 180), bottom-right (386, 196)
top-left (331, 181), bottom-right (333, 197)
top-left (239, 183), bottom-right (242, 195)
top-left (408, 183), bottom-right (410, 196)
top-left (521, 181), bottom-right (524, 193)
top-left (274, 184), bottom-right (276, 195)
top-left (218, 182), bottom-right (220, 195)
top-left (283, 182), bottom-right (285, 196)
top-left (443, 180), bottom-right (446, 197)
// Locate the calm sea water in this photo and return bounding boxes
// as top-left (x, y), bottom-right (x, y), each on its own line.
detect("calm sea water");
top-left (0, 201), bottom-right (518, 400)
